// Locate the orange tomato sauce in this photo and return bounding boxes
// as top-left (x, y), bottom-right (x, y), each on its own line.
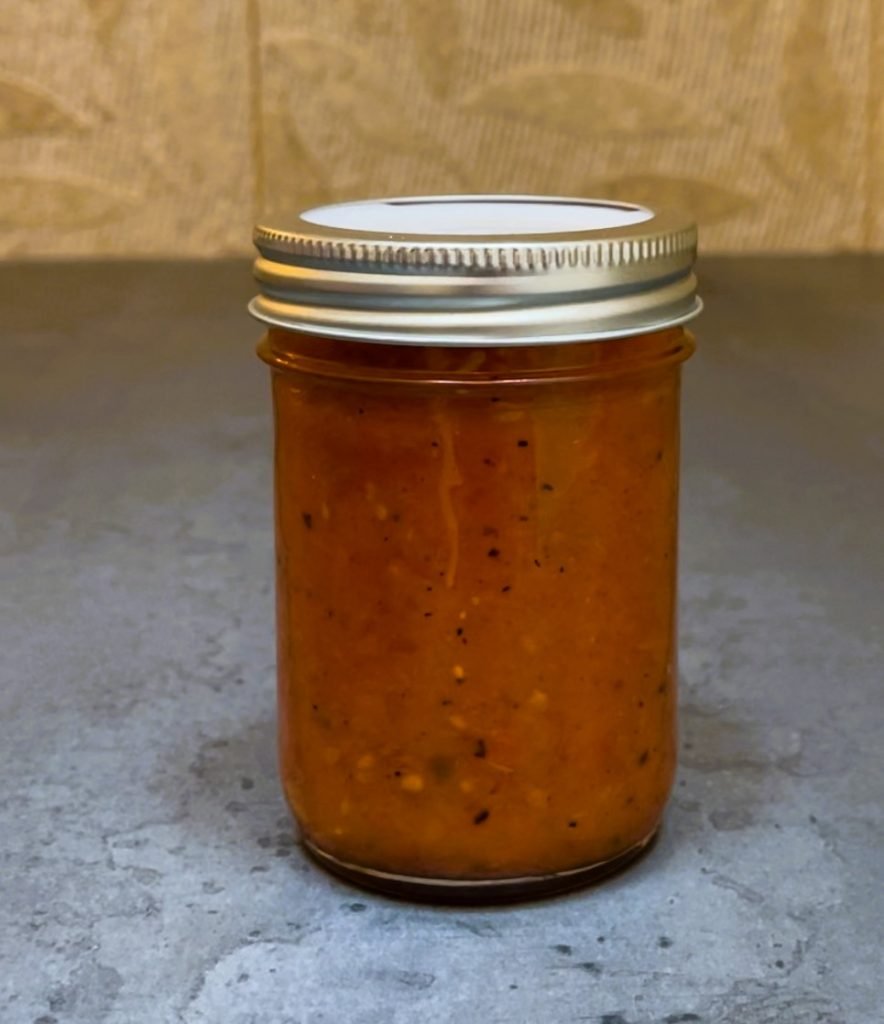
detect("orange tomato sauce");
top-left (261, 326), bottom-right (693, 881)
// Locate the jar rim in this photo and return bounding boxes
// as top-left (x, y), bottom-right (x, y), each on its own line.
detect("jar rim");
top-left (258, 326), bottom-right (695, 387)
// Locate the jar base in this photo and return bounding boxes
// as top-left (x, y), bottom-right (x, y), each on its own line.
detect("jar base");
top-left (302, 829), bottom-right (659, 904)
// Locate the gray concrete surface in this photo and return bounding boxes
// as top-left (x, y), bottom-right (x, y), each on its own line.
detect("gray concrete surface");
top-left (1, 257), bottom-right (882, 1024)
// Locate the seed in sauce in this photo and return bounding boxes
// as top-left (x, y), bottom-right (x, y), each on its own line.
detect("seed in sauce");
top-left (528, 689), bottom-right (549, 711)
top-left (400, 774), bottom-right (424, 793)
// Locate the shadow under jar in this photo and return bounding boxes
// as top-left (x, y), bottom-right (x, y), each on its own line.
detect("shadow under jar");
top-left (250, 196), bottom-right (700, 902)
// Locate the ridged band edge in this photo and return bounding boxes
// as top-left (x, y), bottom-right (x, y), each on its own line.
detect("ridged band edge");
top-left (253, 226), bottom-right (698, 274)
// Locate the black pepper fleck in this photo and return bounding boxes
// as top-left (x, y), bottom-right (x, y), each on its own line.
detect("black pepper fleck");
top-left (456, 627), bottom-right (464, 637)
top-left (533, 559), bottom-right (542, 568)
top-left (638, 750), bottom-right (650, 766)
top-left (501, 585), bottom-right (511, 593)
top-left (424, 612), bottom-right (433, 618)
top-left (357, 408), bottom-right (365, 415)
top-left (473, 809), bottom-right (490, 825)
top-left (541, 482), bottom-right (555, 492)
top-left (474, 738), bottom-right (487, 758)
top-left (554, 943), bottom-right (572, 955)
top-left (775, 959), bottom-right (785, 968)
top-left (487, 547), bottom-right (500, 558)
top-left (517, 439), bottom-right (529, 447)
top-left (302, 512), bottom-right (313, 529)
top-left (518, 515), bottom-right (530, 522)
top-left (483, 457), bottom-right (495, 467)
top-left (559, 565), bottom-right (566, 573)
top-left (568, 820), bottom-right (578, 828)
top-left (431, 440), bottom-right (439, 447)
top-left (658, 935), bottom-right (673, 948)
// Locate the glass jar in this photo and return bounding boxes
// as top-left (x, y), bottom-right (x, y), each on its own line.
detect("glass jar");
top-left (251, 196), bottom-right (700, 901)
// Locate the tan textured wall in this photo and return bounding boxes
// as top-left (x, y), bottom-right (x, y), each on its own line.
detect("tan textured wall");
top-left (1, 0), bottom-right (881, 257)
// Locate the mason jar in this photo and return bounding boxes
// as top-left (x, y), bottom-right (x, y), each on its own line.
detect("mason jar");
top-left (250, 196), bottom-right (700, 901)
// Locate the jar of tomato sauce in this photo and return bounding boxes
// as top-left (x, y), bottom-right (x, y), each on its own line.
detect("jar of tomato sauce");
top-left (250, 196), bottom-right (700, 901)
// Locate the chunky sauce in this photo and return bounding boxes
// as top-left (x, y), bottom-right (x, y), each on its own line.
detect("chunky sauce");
top-left (262, 326), bottom-right (693, 881)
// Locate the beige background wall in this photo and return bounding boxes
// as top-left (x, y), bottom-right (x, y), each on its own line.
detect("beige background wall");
top-left (1, 0), bottom-right (881, 257)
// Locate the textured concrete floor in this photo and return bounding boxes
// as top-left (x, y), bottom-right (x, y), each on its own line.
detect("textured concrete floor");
top-left (1, 258), bottom-right (882, 1024)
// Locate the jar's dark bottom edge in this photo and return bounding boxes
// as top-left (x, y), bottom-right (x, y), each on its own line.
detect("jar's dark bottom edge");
top-left (302, 829), bottom-right (659, 905)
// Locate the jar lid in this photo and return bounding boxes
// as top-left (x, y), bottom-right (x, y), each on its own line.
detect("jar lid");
top-left (250, 195), bottom-right (700, 346)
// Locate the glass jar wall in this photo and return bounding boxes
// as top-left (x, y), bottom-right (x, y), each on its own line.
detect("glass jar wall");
top-left (259, 325), bottom-right (694, 899)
